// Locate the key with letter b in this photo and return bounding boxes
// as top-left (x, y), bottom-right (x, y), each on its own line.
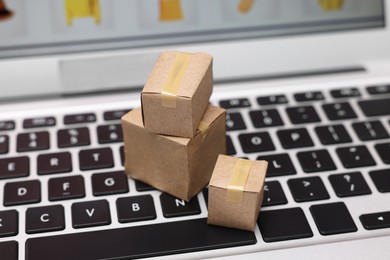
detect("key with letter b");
top-left (116, 195), bottom-right (156, 223)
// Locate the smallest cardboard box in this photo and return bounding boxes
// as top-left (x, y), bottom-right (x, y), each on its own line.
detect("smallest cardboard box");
top-left (207, 155), bottom-right (268, 231)
top-left (141, 51), bottom-right (213, 138)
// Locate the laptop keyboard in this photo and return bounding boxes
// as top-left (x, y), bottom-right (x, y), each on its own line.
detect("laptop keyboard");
top-left (1, 83), bottom-right (390, 259)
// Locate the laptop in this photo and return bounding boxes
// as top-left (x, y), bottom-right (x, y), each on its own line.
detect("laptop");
top-left (1, 0), bottom-right (389, 259)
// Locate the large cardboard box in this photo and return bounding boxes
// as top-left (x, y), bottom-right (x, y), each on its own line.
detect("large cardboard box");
top-left (207, 155), bottom-right (268, 231)
top-left (121, 105), bottom-right (226, 201)
top-left (141, 51), bottom-right (213, 138)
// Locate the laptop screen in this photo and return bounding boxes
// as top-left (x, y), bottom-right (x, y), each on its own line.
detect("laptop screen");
top-left (0, 0), bottom-right (385, 59)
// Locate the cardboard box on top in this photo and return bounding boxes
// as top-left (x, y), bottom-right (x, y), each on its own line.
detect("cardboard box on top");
top-left (121, 105), bottom-right (226, 201)
top-left (141, 51), bottom-right (213, 138)
top-left (207, 155), bottom-right (268, 231)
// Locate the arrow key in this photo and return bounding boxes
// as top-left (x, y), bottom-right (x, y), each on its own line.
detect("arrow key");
top-left (360, 211), bottom-right (390, 230)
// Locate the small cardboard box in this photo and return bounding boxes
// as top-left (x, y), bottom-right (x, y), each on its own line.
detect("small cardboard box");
top-left (141, 51), bottom-right (213, 138)
top-left (121, 105), bottom-right (226, 201)
top-left (207, 155), bottom-right (268, 231)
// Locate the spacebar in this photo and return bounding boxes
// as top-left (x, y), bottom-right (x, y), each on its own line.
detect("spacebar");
top-left (26, 218), bottom-right (256, 260)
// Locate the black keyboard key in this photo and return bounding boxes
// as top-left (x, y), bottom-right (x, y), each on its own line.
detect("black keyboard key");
top-left (315, 124), bottom-right (352, 145)
top-left (26, 218), bottom-right (256, 260)
top-left (26, 205), bottom-right (65, 234)
top-left (0, 156), bottom-right (29, 179)
top-left (23, 117), bottom-right (56, 129)
top-left (0, 120), bottom-right (15, 131)
top-left (277, 128), bottom-right (314, 149)
top-left (71, 200), bottom-right (111, 228)
top-left (330, 88), bottom-right (361, 98)
top-left (257, 153), bottom-right (296, 177)
top-left (57, 127), bottom-right (90, 148)
top-left (360, 211), bottom-right (390, 230)
top-left (64, 113), bottom-right (96, 125)
top-left (97, 124), bottom-right (123, 144)
top-left (0, 135), bottom-right (9, 154)
top-left (37, 152), bottom-right (72, 175)
top-left (219, 98), bottom-right (251, 109)
top-left (226, 113), bottom-right (246, 131)
top-left (329, 172), bottom-right (371, 197)
top-left (116, 195), bottom-right (156, 223)
top-left (297, 150), bottom-right (336, 173)
top-left (358, 98), bottom-right (390, 117)
top-left (369, 169), bottom-right (390, 192)
top-left (92, 171), bottom-right (129, 196)
top-left (375, 142), bottom-right (390, 164)
top-left (322, 102), bottom-right (357, 120)
top-left (262, 181), bottom-right (288, 207)
top-left (310, 202), bottom-right (357, 235)
top-left (239, 132), bottom-right (275, 153)
top-left (257, 94), bottom-right (288, 106)
top-left (17, 131), bottom-right (50, 152)
top-left (286, 106), bottom-right (321, 124)
top-left (120, 145), bottom-right (125, 165)
top-left (288, 176), bottom-right (330, 202)
top-left (352, 121), bottom-right (389, 141)
top-left (258, 207), bottom-right (313, 242)
top-left (4, 180), bottom-right (41, 206)
top-left (226, 136), bottom-right (236, 155)
top-left (336, 146), bottom-right (376, 168)
top-left (0, 241), bottom-right (18, 260)
top-left (367, 85), bottom-right (390, 95)
top-left (135, 180), bottom-right (155, 192)
top-left (160, 193), bottom-right (201, 218)
top-left (0, 210), bottom-right (18, 237)
top-left (103, 109), bottom-right (131, 121)
top-left (294, 91), bottom-right (324, 102)
top-left (79, 148), bottom-right (114, 171)
top-left (48, 175), bottom-right (85, 201)
top-left (249, 109), bottom-right (283, 128)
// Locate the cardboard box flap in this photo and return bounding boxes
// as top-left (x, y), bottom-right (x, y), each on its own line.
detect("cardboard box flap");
top-left (142, 51), bottom-right (213, 99)
top-left (190, 105), bottom-right (225, 140)
top-left (187, 105), bottom-right (226, 187)
top-left (209, 155), bottom-right (268, 193)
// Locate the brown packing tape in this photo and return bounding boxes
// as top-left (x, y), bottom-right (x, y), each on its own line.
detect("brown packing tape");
top-left (226, 159), bottom-right (252, 203)
top-left (197, 121), bottom-right (209, 140)
top-left (161, 52), bottom-right (192, 108)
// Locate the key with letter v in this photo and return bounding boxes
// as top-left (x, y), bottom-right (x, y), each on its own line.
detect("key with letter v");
top-left (71, 200), bottom-right (111, 228)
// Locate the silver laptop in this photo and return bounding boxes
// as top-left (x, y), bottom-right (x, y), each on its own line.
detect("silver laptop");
top-left (1, 0), bottom-right (390, 259)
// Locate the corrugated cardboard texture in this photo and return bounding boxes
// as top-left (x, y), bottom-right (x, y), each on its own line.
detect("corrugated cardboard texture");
top-left (141, 51), bottom-right (213, 138)
top-left (207, 155), bottom-right (268, 231)
top-left (121, 105), bottom-right (226, 201)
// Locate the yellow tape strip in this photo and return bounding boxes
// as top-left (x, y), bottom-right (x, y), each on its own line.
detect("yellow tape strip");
top-left (226, 159), bottom-right (252, 202)
top-left (161, 52), bottom-right (192, 108)
top-left (198, 121), bottom-right (209, 140)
